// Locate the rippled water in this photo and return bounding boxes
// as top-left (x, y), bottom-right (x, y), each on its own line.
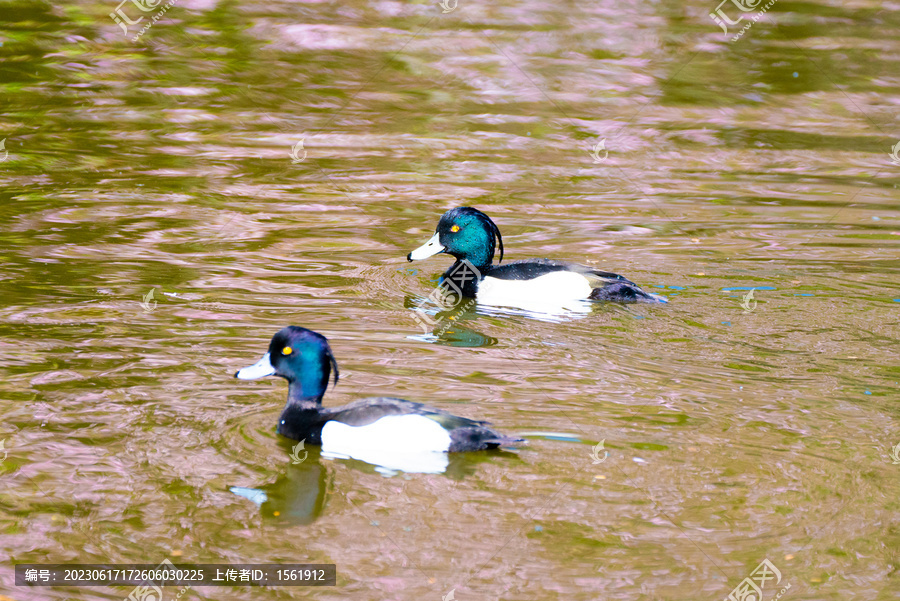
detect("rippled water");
top-left (2, 0), bottom-right (899, 599)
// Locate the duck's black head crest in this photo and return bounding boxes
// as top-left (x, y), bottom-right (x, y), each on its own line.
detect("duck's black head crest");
top-left (324, 344), bottom-right (339, 389)
top-left (481, 209), bottom-right (504, 264)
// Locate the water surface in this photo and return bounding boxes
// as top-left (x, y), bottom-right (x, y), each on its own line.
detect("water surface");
top-left (1, 0), bottom-right (899, 599)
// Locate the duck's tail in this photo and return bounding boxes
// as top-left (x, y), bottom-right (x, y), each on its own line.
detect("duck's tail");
top-left (450, 427), bottom-right (524, 452)
top-left (483, 435), bottom-right (525, 449)
top-left (589, 282), bottom-right (667, 304)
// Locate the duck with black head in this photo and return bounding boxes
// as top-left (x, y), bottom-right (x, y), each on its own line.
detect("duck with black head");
top-left (235, 326), bottom-right (522, 473)
top-left (407, 207), bottom-right (665, 310)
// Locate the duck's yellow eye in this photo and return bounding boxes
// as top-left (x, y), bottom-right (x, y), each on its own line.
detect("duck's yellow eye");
top-left (282, 347), bottom-right (293, 355)
top-left (451, 225), bottom-right (460, 233)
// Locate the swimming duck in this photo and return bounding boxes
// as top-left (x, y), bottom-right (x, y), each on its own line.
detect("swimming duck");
top-left (407, 207), bottom-right (664, 307)
top-left (235, 327), bottom-right (522, 459)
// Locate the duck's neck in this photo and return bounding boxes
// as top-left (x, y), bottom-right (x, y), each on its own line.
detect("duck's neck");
top-left (287, 377), bottom-right (325, 404)
top-left (277, 392), bottom-right (324, 441)
top-left (286, 363), bottom-right (329, 400)
top-left (442, 258), bottom-right (486, 297)
top-left (283, 379), bottom-right (325, 417)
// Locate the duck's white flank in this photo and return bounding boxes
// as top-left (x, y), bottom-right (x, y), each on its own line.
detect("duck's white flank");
top-left (477, 271), bottom-right (593, 308)
top-left (321, 414), bottom-right (452, 454)
top-left (321, 414), bottom-right (452, 474)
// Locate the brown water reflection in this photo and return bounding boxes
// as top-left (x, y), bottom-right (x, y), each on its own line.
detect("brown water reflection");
top-left (1, 0), bottom-right (900, 599)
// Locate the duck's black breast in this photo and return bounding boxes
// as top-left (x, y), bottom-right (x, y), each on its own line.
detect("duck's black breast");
top-left (277, 409), bottom-right (329, 443)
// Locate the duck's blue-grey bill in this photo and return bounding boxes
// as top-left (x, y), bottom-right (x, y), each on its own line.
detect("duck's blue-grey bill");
top-left (235, 352), bottom-right (276, 379)
top-left (408, 232), bottom-right (445, 261)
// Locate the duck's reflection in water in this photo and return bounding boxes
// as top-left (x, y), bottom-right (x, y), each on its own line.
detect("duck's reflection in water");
top-left (230, 443), bottom-right (522, 524)
top-left (231, 445), bottom-right (330, 524)
top-left (404, 294), bottom-right (498, 347)
top-left (404, 292), bottom-right (612, 348)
